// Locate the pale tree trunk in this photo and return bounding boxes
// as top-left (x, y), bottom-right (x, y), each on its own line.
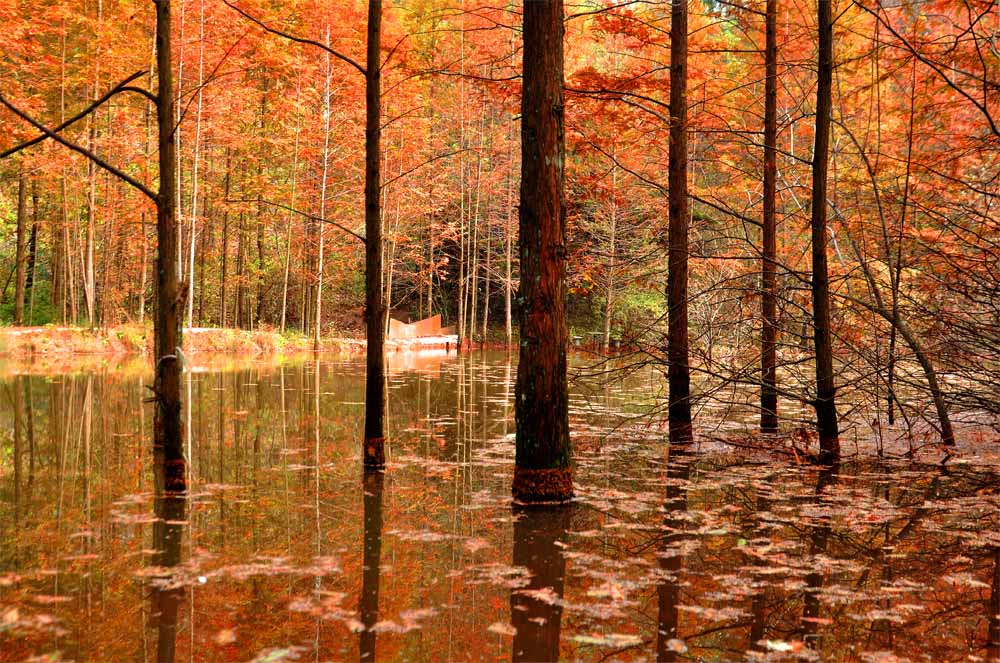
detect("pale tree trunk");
top-left (504, 119), bottom-right (514, 347)
top-left (186, 0), bottom-right (205, 329)
top-left (314, 29), bottom-right (333, 351)
top-left (281, 78), bottom-right (303, 334)
top-left (174, 0), bottom-right (186, 281)
top-left (456, 11), bottom-right (467, 350)
top-left (602, 159), bottom-right (618, 351)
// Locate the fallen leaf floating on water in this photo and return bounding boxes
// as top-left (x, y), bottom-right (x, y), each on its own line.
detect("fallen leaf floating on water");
top-left (487, 621), bottom-right (516, 636)
top-left (571, 633), bottom-right (643, 647)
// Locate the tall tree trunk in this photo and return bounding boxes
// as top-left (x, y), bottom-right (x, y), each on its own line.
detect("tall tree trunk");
top-left (14, 169), bottom-right (28, 325)
top-left (603, 160), bottom-right (618, 351)
top-left (235, 210), bottom-right (246, 328)
top-left (315, 29), bottom-right (333, 351)
top-left (154, 0), bottom-right (185, 486)
top-left (363, 0), bottom-right (387, 469)
top-left (513, 0), bottom-right (571, 503)
top-left (760, 0), bottom-right (779, 434)
top-left (810, 0), bottom-right (840, 461)
top-left (667, 0), bottom-right (693, 444)
top-left (26, 188), bottom-right (38, 324)
top-left (504, 121), bottom-right (514, 347)
top-left (220, 152), bottom-right (231, 327)
top-left (186, 0), bottom-right (205, 330)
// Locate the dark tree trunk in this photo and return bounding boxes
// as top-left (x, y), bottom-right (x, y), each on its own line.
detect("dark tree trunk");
top-left (510, 506), bottom-right (570, 663)
top-left (513, 0), bottom-right (572, 503)
top-left (667, 0), bottom-right (693, 445)
top-left (26, 184), bottom-right (38, 323)
top-left (760, 0), bottom-right (779, 434)
top-left (154, 0), bottom-right (184, 486)
top-left (363, 0), bottom-right (387, 469)
top-left (235, 210), bottom-right (246, 328)
top-left (359, 471), bottom-right (384, 661)
top-left (220, 151), bottom-right (231, 327)
top-left (14, 169), bottom-right (28, 325)
top-left (810, 0), bottom-right (840, 462)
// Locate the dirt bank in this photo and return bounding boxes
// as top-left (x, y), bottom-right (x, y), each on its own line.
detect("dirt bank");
top-left (0, 325), bottom-right (458, 359)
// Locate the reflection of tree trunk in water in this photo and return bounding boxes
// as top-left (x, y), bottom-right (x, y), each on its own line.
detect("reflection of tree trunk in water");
top-left (657, 450), bottom-right (691, 662)
top-left (748, 480), bottom-right (771, 651)
top-left (510, 505), bottom-right (571, 663)
top-left (23, 376), bottom-right (35, 503)
top-left (803, 464), bottom-right (838, 649)
top-left (12, 379), bottom-right (23, 528)
top-left (359, 471), bottom-right (384, 662)
top-left (150, 453), bottom-right (186, 663)
top-left (988, 547), bottom-right (1000, 661)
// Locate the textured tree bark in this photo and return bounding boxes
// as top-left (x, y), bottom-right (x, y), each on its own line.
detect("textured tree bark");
top-left (760, 0), bottom-right (779, 434)
top-left (154, 0), bottom-right (185, 486)
top-left (667, 0), bottom-right (693, 444)
top-left (363, 0), bottom-right (387, 469)
top-left (14, 169), bottom-right (27, 325)
top-left (513, 0), bottom-right (572, 503)
top-left (810, 0), bottom-right (841, 462)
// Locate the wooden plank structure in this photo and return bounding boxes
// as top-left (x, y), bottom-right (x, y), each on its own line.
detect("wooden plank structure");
top-left (386, 314), bottom-right (453, 339)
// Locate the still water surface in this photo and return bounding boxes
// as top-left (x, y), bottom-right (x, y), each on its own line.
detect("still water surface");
top-left (1, 352), bottom-right (998, 662)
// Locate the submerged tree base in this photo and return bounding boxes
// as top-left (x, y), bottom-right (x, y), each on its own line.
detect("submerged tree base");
top-left (512, 466), bottom-right (574, 503)
top-left (364, 436), bottom-right (386, 469)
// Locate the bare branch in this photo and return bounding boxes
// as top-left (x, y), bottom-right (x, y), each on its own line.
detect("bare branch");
top-left (0, 92), bottom-right (157, 201)
top-left (234, 197), bottom-right (366, 245)
top-left (222, 0), bottom-right (366, 77)
top-left (381, 148), bottom-right (471, 190)
top-left (0, 70), bottom-right (147, 159)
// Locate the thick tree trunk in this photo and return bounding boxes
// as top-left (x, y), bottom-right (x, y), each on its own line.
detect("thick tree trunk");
top-left (154, 0), bottom-right (184, 486)
top-left (14, 170), bottom-right (28, 325)
top-left (25, 207), bottom-right (38, 324)
top-left (363, 0), bottom-right (387, 469)
top-left (760, 0), bottom-right (779, 434)
top-left (810, 0), bottom-right (840, 462)
top-left (667, 0), bottom-right (693, 444)
top-left (513, 0), bottom-right (572, 503)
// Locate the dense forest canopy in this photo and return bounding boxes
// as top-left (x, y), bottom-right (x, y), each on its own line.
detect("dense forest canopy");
top-left (2, 0), bottom-right (999, 430)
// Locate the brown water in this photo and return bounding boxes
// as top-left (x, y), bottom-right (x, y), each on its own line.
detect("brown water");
top-left (1, 352), bottom-right (998, 662)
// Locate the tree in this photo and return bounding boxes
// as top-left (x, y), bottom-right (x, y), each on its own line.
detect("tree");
top-left (13, 168), bottom-right (28, 325)
top-left (810, 0), bottom-right (840, 462)
top-left (225, 0), bottom-right (387, 470)
top-left (760, 0), bottom-right (779, 434)
top-left (363, 0), bottom-right (387, 469)
top-left (0, 0), bottom-right (184, 477)
top-left (513, 0), bottom-right (572, 503)
top-left (667, 0), bottom-right (693, 444)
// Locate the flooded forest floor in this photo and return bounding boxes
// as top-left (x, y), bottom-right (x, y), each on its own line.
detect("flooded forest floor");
top-left (1, 351), bottom-right (999, 662)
